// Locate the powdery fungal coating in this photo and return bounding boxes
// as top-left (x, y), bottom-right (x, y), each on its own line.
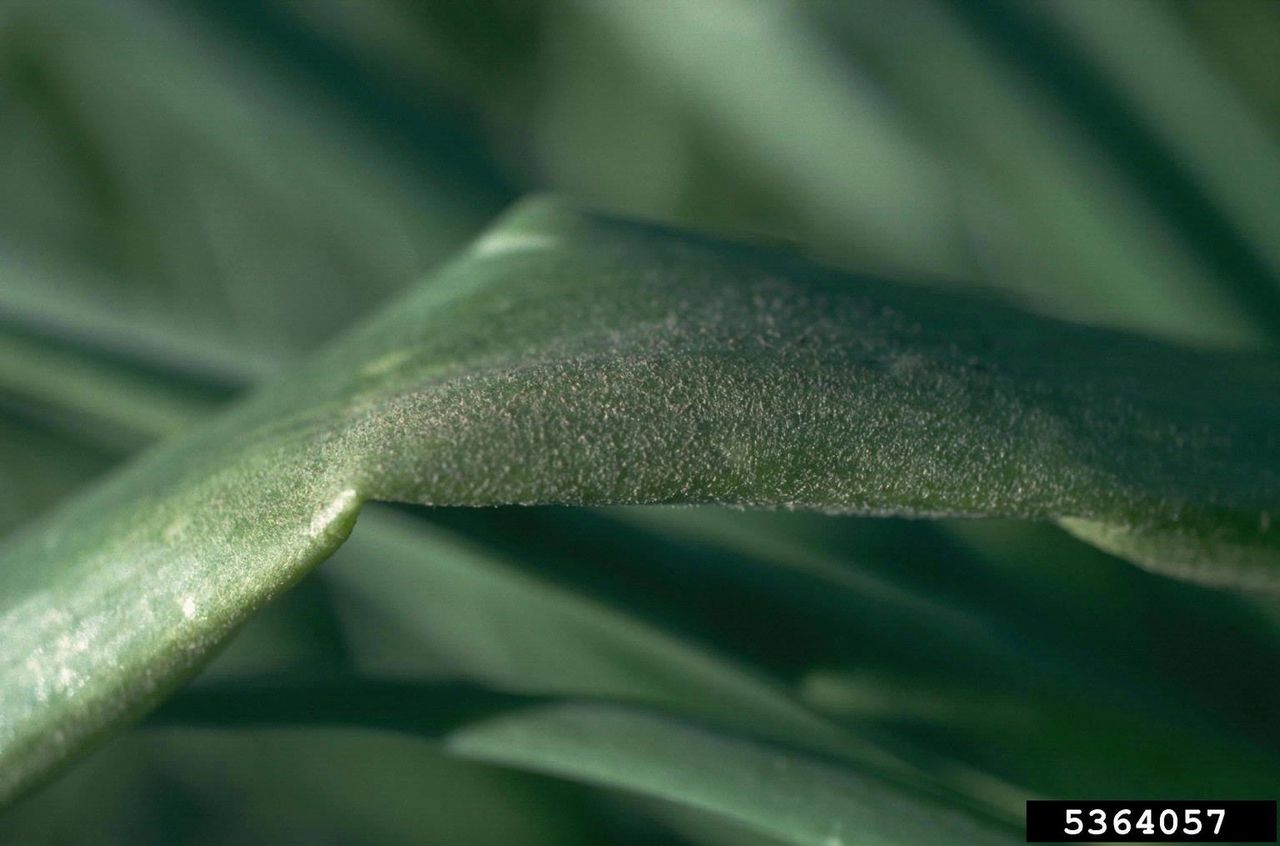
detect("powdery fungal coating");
top-left (0, 198), bottom-right (1277, 805)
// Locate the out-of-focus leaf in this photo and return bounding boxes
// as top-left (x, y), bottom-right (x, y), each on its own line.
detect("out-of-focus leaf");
top-left (1027, 0), bottom-right (1280, 332)
top-left (0, 409), bottom-right (117, 537)
top-left (544, 0), bottom-right (968, 279)
top-left (311, 506), bottom-right (1032, 818)
top-left (608, 508), bottom-right (1280, 797)
top-left (0, 0), bottom-right (502, 370)
top-left (2, 198), bottom-right (1278, 805)
top-left (152, 681), bottom-right (1018, 846)
top-left (1178, 0), bottom-right (1280, 137)
top-left (0, 324), bottom-right (229, 447)
top-left (317, 505), bottom-right (1280, 803)
top-left (818, 0), bottom-right (1269, 348)
top-left (0, 727), bottom-right (601, 846)
top-left (322, 510), bottom-right (869, 752)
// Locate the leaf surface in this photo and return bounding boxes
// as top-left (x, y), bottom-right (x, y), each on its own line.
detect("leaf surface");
top-left (2, 198), bottom-right (1278, 805)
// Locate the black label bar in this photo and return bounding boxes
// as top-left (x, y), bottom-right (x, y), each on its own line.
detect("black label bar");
top-left (1026, 800), bottom-right (1276, 842)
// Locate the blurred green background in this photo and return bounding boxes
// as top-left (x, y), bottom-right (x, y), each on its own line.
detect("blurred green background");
top-left (2, 0), bottom-right (1279, 843)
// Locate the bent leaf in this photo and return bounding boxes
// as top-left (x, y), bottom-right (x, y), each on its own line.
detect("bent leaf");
top-left (2, 197), bottom-right (1278, 804)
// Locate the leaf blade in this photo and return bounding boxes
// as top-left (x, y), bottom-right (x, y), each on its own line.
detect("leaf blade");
top-left (2, 197), bottom-right (1277, 802)
top-left (151, 680), bottom-right (1019, 846)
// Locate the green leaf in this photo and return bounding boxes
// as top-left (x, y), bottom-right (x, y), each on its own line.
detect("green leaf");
top-left (320, 508), bottom-right (877, 754)
top-left (151, 681), bottom-right (1018, 846)
top-left (304, 505), bottom-right (1036, 817)
top-left (0, 0), bottom-right (500, 371)
top-left (0, 323), bottom-right (228, 448)
top-left (242, 505), bottom-right (1280, 805)
top-left (7, 331), bottom-right (1273, 811)
top-left (0, 726), bottom-right (601, 846)
top-left (817, 0), bottom-right (1272, 347)
top-left (0, 409), bottom-right (116, 537)
top-left (2, 197), bottom-right (1277, 805)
